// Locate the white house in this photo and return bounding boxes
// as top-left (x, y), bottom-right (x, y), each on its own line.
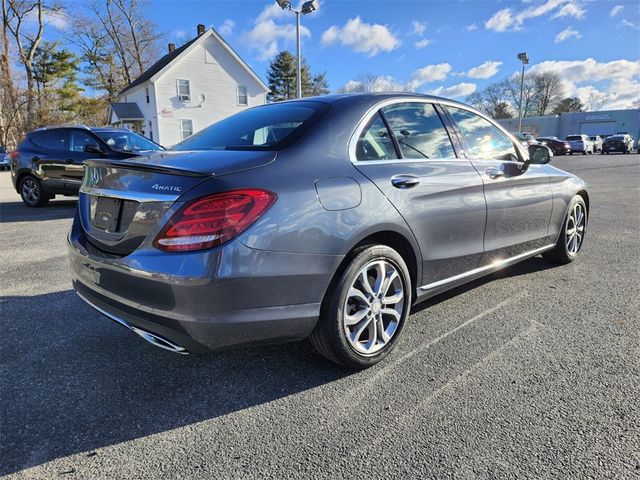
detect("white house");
top-left (108, 24), bottom-right (269, 147)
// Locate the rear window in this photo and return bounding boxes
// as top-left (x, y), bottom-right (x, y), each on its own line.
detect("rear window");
top-left (566, 135), bottom-right (582, 141)
top-left (172, 101), bottom-right (330, 151)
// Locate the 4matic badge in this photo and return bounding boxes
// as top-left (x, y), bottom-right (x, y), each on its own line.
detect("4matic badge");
top-left (152, 184), bottom-right (182, 192)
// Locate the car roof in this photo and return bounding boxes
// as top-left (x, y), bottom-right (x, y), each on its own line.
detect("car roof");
top-left (275, 92), bottom-right (468, 108)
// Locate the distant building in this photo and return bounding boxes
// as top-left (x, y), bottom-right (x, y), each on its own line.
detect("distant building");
top-left (108, 24), bottom-right (269, 147)
top-left (497, 109), bottom-right (640, 140)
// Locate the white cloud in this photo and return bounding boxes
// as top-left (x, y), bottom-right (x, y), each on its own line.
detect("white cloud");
top-left (610, 5), bottom-right (623, 17)
top-left (621, 19), bottom-right (636, 29)
top-left (339, 75), bottom-right (408, 93)
top-left (552, 2), bottom-right (585, 19)
top-left (408, 63), bottom-right (452, 90)
top-left (26, 8), bottom-right (69, 30)
top-left (555, 27), bottom-right (581, 43)
top-left (322, 17), bottom-right (400, 56)
top-left (427, 82), bottom-right (477, 99)
top-left (485, 8), bottom-right (514, 32)
top-left (486, 1), bottom-right (586, 32)
top-left (414, 39), bottom-right (432, 49)
top-left (529, 58), bottom-right (640, 109)
top-left (243, 3), bottom-right (312, 61)
top-left (466, 23), bottom-right (478, 32)
top-left (245, 19), bottom-right (310, 61)
top-left (466, 60), bottom-right (502, 79)
top-left (411, 20), bottom-right (427, 36)
top-left (218, 19), bottom-right (235, 36)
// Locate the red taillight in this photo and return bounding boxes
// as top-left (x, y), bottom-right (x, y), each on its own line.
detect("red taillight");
top-left (10, 151), bottom-right (19, 160)
top-left (153, 189), bottom-right (277, 252)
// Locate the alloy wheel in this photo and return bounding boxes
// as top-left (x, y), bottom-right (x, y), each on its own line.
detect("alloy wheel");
top-left (566, 202), bottom-right (585, 255)
top-left (21, 178), bottom-right (40, 204)
top-left (343, 260), bottom-right (404, 356)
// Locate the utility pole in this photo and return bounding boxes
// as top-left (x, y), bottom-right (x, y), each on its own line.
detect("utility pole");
top-left (517, 52), bottom-right (529, 132)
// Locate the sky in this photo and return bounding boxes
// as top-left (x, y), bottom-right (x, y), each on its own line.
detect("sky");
top-left (43, 0), bottom-right (640, 109)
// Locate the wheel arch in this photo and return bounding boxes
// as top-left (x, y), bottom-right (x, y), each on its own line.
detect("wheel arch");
top-left (576, 189), bottom-right (590, 216)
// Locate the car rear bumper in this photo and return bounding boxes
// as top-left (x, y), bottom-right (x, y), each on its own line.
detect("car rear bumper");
top-left (68, 219), bottom-right (342, 353)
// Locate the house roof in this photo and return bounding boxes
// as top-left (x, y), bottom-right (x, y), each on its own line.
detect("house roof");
top-left (119, 28), bottom-right (269, 95)
top-left (109, 102), bottom-right (144, 120)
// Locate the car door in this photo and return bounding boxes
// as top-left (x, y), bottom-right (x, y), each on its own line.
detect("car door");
top-left (31, 129), bottom-right (70, 192)
top-left (444, 105), bottom-right (554, 263)
top-left (67, 130), bottom-right (107, 191)
top-left (352, 100), bottom-right (486, 286)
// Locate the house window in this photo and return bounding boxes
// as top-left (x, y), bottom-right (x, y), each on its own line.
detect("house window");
top-left (145, 87), bottom-right (150, 103)
top-left (148, 120), bottom-right (153, 141)
top-left (180, 119), bottom-right (193, 140)
top-left (237, 85), bottom-right (248, 106)
top-left (177, 80), bottom-right (190, 102)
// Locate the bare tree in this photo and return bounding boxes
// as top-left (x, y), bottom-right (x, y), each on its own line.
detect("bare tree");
top-left (338, 74), bottom-right (409, 93)
top-left (467, 83), bottom-right (513, 119)
top-left (586, 92), bottom-right (606, 111)
top-left (533, 72), bottom-right (565, 115)
top-left (502, 73), bottom-right (539, 118)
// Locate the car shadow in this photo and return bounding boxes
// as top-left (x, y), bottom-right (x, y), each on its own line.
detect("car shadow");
top-left (0, 289), bottom-right (349, 475)
top-left (0, 200), bottom-right (77, 223)
top-left (1, 256), bottom-right (559, 475)
top-left (411, 256), bottom-right (559, 315)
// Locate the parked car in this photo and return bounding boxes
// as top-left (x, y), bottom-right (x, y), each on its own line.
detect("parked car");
top-left (0, 145), bottom-right (10, 171)
top-left (538, 136), bottom-right (571, 156)
top-left (11, 126), bottom-right (164, 207)
top-left (601, 134), bottom-right (634, 154)
top-left (511, 132), bottom-right (539, 148)
top-left (69, 94), bottom-right (588, 368)
top-left (589, 135), bottom-right (603, 153)
top-left (565, 134), bottom-right (594, 155)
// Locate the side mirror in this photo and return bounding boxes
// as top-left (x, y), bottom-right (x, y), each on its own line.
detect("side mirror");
top-left (84, 144), bottom-right (104, 155)
top-left (527, 144), bottom-right (553, 165)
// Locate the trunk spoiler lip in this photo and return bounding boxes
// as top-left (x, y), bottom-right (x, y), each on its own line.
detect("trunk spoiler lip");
top-left (83, 158), bottom-right (212, 177)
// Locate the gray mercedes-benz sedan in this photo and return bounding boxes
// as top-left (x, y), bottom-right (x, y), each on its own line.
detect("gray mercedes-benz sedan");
top-left (69, 93), bottom-right (589, 368)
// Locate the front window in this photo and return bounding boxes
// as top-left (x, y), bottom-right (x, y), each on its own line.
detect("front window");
top-left (381, 102), bottom-right (456, 159)
top-left (180, 119), bottom-right (194, 140)
top-left (177, 80), bottom-right (190, 102)
top-left (448, 107), bottom-right (518, 161)
top-left (69, 131), bottom-right (100, 152)
top-left (172, 101), bottom-right (330, 151)
top-left (237, 85), bottom-right (248, 106)
top-left (94, 130), bottom-right (164, 152)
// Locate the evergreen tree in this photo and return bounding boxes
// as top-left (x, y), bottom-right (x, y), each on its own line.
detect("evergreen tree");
top-left (267, 51), bottom-right (330, 102)
top-left (552, 97), bottom-right (584, 114)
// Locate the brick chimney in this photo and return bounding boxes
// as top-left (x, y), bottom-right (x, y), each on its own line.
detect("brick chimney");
top-left (197, 24), bottom-right (206, 36)
top-left (168, 43), bottom-right (175, 53)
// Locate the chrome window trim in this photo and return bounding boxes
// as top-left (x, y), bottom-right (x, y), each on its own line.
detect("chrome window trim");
top-left (419, 244), bottom-right (555, 292)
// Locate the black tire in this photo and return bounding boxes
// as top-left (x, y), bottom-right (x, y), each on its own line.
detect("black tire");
top-left (543, 195), bottom-right (587, 264)
top-left (309, 244), bottom-right (412, 369)
top-left (19, 175), bottom-right (49, 207)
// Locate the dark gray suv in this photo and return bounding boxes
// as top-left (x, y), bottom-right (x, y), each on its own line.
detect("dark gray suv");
top-left (11, 126), bottom-right (164, 207)
top-left (69, 94), bottom-right (589, 368)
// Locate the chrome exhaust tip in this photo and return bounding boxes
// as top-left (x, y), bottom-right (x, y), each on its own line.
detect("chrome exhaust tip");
top-left (76, 291), bottom-right (189, 355)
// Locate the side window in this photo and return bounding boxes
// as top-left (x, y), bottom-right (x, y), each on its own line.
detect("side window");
top-left (41, 131), bottom-right (68, 151)
top-left (382, 102), bottom-right (456, 159)
top-left (69, 131), bottom-right (99, 152)
top-left (180, 119), bottom-right (193, 140)
top-left (177, 79), bottom-right (190, 102)
top-left (448, 107), bottom-right (518, 161)
top-left (355, 112), bottom-right (398, 161)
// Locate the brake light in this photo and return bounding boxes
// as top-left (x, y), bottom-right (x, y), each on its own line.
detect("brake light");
top-left (10, 151), bottom-right (19, 160)
top-left (153, 189), bottom-right (277, 252)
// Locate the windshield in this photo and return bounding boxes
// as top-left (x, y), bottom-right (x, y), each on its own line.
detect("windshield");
top-left (95, 131), bottom-right (164, 152)
top-left (172, 101), bottom-right (330, 151)
top-left (607, 135), bottom-right (624, 140)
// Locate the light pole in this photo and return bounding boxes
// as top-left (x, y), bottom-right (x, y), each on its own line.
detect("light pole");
top-left (276, 0), bottom-right (319, 99)
top-left (517, 52), bottom-right (529, 133)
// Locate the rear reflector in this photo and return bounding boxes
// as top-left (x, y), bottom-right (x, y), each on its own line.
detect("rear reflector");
top-left (153, 189), bottom-right (276, 252)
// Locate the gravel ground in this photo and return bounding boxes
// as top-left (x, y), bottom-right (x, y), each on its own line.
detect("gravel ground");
top-left (1, 154), bottom-right (639, 479)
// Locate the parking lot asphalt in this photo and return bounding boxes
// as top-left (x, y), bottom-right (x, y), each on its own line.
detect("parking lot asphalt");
top-left (1, 154), bottom-right (639, 479)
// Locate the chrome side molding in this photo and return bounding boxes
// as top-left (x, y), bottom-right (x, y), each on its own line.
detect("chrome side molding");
top-left (419, 244), bottom-right (555, 292)
top-left (76, 291), bottom-right (189, 355)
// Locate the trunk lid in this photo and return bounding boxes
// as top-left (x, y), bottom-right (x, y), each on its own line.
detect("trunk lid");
top-left (79, 150), bottom-right (276, 255)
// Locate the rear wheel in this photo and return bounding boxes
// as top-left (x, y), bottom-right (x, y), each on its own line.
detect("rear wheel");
top-left (20, 175), bottom-right (49, 207)
top-left (543, 196), bottom-right (587, 264)
top-left (309, 245), bottom-right (411, 368)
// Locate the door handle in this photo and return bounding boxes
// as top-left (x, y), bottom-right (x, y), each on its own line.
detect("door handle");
top-left (486, 168), bottom-right (504, 180)
top-left (65, 159), bottom-right (74, 164)
top-left (391, 175), bottom-right (420, 189)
